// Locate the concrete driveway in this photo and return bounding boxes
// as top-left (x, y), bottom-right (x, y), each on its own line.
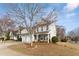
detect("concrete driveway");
top-left (0, 40), bottom-right (25, 56)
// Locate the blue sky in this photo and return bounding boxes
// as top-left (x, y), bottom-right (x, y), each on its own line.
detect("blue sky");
top-left (44, 3), bottom-right (79, 33)
top-left (0, 3), bottom-right (79, 33)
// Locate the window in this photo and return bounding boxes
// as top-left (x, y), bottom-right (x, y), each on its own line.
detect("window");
top-left (37, 27), bottom-right (38, 32)
top-left (41, 26), bottom-right (43, 31)
top-left (39, 27), bottom-right (41, 32)
top-left (46, 25), bottom-right (48, 30)
top-left (34, 35), bottom-right (36, 40)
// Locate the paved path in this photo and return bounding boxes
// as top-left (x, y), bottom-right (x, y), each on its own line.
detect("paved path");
top-left (0, 40), bottom-right (25, 56)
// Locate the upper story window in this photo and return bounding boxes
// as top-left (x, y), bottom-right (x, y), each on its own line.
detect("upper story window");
top-left (37, 27), bottom-right (38, 32)
top-left (41, 26), bottom-right (43, 32)
top-left (37, 26), bottom-right (43, 32)
top-left (36, 25), bottom-right (49, 32)
top-left (46, 25), bottom-right (49, 30)
top-left (38, 27), bottom-right (41, 32)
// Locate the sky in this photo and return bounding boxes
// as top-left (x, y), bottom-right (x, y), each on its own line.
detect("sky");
top-left (0, 3), bottom-right (79, 33)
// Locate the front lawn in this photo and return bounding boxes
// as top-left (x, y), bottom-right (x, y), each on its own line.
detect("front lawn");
top-left (8, 42), bottom-right (79, 56)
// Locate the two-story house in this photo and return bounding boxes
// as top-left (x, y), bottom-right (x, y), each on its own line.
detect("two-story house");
top-left (21, 20), bottom-right (56, 43)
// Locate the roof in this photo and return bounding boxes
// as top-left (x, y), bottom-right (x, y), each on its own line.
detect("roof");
top-left (56, 25), bottom-right (64, 29)
top-left (34, 19), bottom-right (52, 27)
top-left (21, 29), bottom-right (28, 34)
top-left (8, 28), bottom-right (18, 32)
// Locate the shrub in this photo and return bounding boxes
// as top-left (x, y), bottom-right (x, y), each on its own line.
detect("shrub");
top-left (61, 38), bottom-right (67, 42)
top-left (0, 37), bottom-right (4, 41)
top-left (18, 37), bottom-right (22, 41)
top-left (51, 36), bottom-right (58, 43)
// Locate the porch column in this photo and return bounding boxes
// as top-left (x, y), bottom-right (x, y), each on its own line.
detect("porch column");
top-left (37, 34), bottom-right (38, 41)
top-left (48, 34), bottom-right (49, 43)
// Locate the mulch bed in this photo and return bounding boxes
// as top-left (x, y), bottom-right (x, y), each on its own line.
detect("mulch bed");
top-left (10, 42), bottom-right (52, 48)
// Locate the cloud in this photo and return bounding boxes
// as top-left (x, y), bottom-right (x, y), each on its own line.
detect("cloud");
top-left (64, 3), bottom-right (79, 12)
top-left (62, 3), bottom-right (78, 20)
top-left (66, 13), bottom-right (76, 18)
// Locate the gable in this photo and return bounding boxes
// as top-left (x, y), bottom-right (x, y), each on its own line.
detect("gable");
top-left (21, 29), bottom-right (28, 34)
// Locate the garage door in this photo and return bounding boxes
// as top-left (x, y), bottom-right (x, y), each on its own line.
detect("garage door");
top-left (22, 35), bottom-right (31, 43)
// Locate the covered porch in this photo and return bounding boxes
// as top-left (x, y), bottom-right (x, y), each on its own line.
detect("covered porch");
top-left (34, 32), bottom-right (50, 43)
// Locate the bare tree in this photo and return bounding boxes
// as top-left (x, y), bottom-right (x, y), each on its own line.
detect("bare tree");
top-left (68, 27), bottom-right (79, 42)
top-left (43, 8), bottom-right (57, 23)
top-left (7, 4), bottom-right (45, 46)
top-left (56, 25), bottom-right (65, 40)
top-left (68, 31), bottom-right (75, 38)
top-left (6, 3), bottom-right (58, 46)
top-left (0, 14), bottom-right (15, 40)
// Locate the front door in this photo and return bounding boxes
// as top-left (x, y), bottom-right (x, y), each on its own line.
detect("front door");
top-left (38, 34), bottom-right (48, 41)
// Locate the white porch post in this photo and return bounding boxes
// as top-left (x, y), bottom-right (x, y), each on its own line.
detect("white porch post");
top-left (48, 34), bottom-right (49, 43)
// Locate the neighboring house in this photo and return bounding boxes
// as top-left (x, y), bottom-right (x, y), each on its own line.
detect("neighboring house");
top-left (9, 29), bottom-right (18, 40)
top-left (9, 31), bottom-right (17, 40)
top-left (20, 20), bottom-right (56, 43)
